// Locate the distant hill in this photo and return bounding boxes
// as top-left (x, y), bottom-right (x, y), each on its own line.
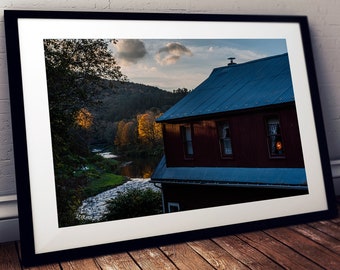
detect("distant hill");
top-left (87, 79), bottom-right (189, 145)
top-left (95, 80), bottom-right (187, 122)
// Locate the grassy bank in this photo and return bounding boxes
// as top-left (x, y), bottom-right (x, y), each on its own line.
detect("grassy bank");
top-left (83, 173), bottom-right (126, 198)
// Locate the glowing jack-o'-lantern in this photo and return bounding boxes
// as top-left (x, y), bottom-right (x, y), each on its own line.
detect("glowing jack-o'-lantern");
top-left (276, 141), bottom-right (283, 151)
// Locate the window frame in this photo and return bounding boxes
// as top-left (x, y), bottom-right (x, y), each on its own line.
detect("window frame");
top-left (180, 124), bottom-right (194, 159)
top-left (168, 202), bottom-right (180, 213)
top-left (265, 115), bottom-right (285, 158)
top-left (216, 121), bottom-right (233, 158)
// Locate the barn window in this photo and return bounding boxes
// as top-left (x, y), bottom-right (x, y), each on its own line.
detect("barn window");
top-left (180, 125), bottom-right (194, 158)
top-left (217, 122), bottom-right (233, 157)
top-left (266, 117), bottom-right (285, 157)
top-left (168, 202), bottom-right (180, 213)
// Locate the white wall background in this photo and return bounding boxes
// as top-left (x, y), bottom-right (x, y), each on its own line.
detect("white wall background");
top-left (1, 0), bottom-right (340, 242)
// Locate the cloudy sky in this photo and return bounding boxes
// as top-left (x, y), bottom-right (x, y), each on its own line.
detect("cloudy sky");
top-left (111, 39), bottom-right (287, 91)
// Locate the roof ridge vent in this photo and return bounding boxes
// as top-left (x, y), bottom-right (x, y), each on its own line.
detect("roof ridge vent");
top-left (227, 57), bottom-right (237, 66)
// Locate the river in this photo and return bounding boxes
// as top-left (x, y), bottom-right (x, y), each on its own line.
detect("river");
top-left (97, 150), bottom-right (160, 178)
top-left (118, 156), bottom-right (160, 178)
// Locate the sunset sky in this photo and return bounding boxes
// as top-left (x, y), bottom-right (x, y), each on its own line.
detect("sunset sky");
top-left (111, 39), bottom-right (288, 91)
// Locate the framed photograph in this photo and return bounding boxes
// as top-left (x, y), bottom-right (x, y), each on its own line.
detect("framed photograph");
top-left (5, 10), bottom-right (337, 266)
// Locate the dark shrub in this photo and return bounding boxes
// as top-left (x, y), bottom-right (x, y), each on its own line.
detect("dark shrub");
top-left (102, 188), bottom-right (162, 221)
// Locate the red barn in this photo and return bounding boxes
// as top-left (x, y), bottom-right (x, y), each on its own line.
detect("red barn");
top-left (151, 53), bottom-right (307, 213)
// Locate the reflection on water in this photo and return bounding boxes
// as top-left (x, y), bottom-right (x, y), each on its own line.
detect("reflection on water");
top-left (92, 146), bottom-right (161, 179)
top-left (119, 156), bottom-right (160, 178)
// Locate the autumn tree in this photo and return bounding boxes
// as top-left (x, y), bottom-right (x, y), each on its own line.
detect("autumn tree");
top-left (137, 111), bottom-right (163, 145)
top-left (75, 108), bottom-right (93, 129)
top-left (115, 120), bottom-right (137, 147)
top-left (114, 120), bottom-right (126, 147)
top-left (122, 121), bottom-right (137, 145)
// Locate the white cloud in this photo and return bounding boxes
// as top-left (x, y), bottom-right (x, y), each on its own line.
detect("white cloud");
top-left (155, 42), bottom-right (193, 66)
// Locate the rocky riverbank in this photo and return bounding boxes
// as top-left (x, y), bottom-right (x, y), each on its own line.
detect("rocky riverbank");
top-left (76, 178), bottom-right (160, 222)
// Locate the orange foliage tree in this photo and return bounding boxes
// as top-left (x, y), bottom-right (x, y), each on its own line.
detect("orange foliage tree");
top-left (115, 120), bottom-right (137, 147)
top-left (75, 108), bottom-right (93, 129)
top-left (137, 111), bottom-right (162, 145)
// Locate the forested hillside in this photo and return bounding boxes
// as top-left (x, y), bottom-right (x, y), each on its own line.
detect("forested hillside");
top-left (87, 80), bottom-right (189, 150)
top-left (98, 80), bottom-right (186, 121)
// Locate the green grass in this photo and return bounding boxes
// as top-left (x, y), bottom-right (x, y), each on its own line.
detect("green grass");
top-left (84, 173), bottom-right (125, 198)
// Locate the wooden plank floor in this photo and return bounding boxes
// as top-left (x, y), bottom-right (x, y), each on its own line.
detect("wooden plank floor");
top-left (1, 198), bottom-right (339, 269)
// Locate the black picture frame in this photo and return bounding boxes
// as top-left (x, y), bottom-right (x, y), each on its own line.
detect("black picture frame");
top-left (4, 10), bottom-right (337, 266)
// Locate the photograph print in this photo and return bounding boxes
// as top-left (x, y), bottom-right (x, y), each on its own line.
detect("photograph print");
top-left (44, 38), bottom-right (308, 228)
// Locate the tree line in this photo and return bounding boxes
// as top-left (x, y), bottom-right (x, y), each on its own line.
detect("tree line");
top-left (87, 80), bottom-right (188, 155)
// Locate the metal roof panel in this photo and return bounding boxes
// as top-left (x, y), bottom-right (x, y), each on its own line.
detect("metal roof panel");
top-left (158, 53), bottom-right (294, 122)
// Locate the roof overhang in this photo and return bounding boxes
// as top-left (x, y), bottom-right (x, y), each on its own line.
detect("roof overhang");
top-left (151, 156), bottom-right (307, 190)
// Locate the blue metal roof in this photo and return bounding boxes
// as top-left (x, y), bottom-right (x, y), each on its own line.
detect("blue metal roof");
top-left (151, 156), bottom-right (307, 189)
top-left (157, 53), bottom-right (294, 122)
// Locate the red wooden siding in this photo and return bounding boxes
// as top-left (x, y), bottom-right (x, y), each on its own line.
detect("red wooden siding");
top-left (163, 103), bottom-right (304, 168)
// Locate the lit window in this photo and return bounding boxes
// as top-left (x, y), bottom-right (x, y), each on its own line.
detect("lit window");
top-left (266, 117), bottom-right (284, 157)
top-left (218, 122), bottom-right (233, 156)
top-left (180, 125), bottom-right (193, 158)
